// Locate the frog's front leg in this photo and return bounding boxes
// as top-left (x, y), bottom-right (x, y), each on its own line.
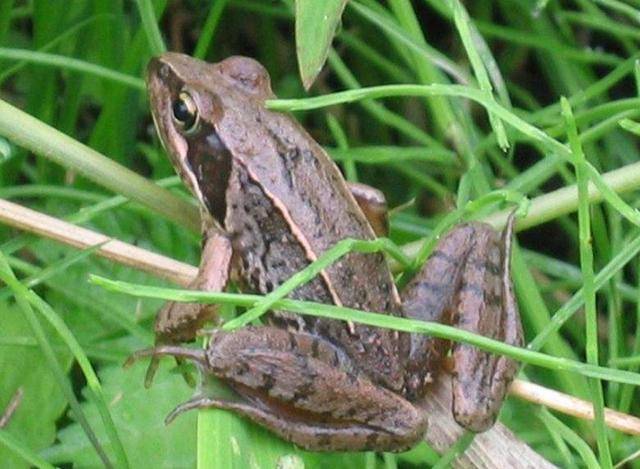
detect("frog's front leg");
top-left (136, 327), bottom-right (428, 452)
top-left (402, 217), bottom-right (523, 432)
top-left (145, 231), bottom-right (233, 386)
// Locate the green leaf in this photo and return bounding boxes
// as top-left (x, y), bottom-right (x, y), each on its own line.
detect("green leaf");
top-left (43, 361), bottom-right (196, 467)
top-left (295, 0), bottom-right (347, 89)
top-left (0, 300), bottom-right (69, 468)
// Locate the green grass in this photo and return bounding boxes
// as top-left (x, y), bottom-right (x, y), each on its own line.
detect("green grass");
top-left (1, 0), bottom-right (640, 467)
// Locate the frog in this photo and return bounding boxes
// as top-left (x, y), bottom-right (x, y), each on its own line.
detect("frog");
top-left (135, 52), bottom-right (523, 452)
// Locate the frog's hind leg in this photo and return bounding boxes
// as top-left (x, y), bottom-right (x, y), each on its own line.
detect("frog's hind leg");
top-left (450, 217), bottom-right (523, 431)
top-left (164, 393), bottom-right (423, 452)
top-left (171, 326), bottom-right (428, 452)
top-left (401, 216), bottom-right (523, 432)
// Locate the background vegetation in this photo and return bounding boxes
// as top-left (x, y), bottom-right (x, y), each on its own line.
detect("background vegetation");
top-left (1, 0), bottom-right (640, 467)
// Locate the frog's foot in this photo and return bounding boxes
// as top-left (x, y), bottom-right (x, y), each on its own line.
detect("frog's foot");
top-left (144, 300), bottom-right (210, 387)
top-left (126, 345), bottom-right (206, 365)
top-left (125, 345), bottom-right (206, 388)
top-left (401, 216), bottom-right (523, 432)
top-left (174, 326), bottom-right (428, 452)
top-left (146, 301), bottom-right (212, 388)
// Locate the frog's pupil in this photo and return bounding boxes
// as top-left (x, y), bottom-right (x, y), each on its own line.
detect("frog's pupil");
top-left (172, 97), bottom-right (196, 129)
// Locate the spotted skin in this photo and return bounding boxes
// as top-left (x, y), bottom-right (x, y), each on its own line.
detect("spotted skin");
top-left (142, 52), bottom-right (524, 452)
top-left (140, 220), bottom-right (521, 451)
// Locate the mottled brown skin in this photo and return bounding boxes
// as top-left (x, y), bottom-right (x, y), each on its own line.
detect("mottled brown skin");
top-left (141, 52), bottom-right (523, 451)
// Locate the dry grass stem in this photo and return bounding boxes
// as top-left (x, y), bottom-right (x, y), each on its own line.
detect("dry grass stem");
top-left (0, 198), bottom-right (197, 286)
top-left (510, 379), bottom-right (640, 436)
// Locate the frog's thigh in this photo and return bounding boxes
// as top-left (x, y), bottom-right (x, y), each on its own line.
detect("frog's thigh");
top-left (200, 327), bottom-right (427, 451)
top-left (451, 220), bottom-right (522, 431)
top-left (346, 181), bottom-right (389, 237)
top-left (401, 221), bottom-right (523, 432)
top-left (401, 223), bottom-right (479, 394)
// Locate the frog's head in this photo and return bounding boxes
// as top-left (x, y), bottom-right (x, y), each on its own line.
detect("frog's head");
top-left (146, 52), bottom-right (273, 225)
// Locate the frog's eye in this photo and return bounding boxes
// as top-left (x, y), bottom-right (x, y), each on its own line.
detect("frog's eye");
top-left (172, 91), bottom-right (199, 133)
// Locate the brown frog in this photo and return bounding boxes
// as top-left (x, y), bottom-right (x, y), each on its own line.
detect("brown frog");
top-left (136, 52), bottom-right (523, 452)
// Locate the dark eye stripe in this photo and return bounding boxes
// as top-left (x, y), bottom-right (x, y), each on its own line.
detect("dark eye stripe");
top-left (205, 131), bottom-right (226, 152)
top-left (186, 122), bottom-right (232, 224)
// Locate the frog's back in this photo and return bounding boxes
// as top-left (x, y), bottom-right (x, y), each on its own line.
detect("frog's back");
top-left (218, 81), bottom-right (406, 390)
top-left (222, 101), bottom-right (400, 309)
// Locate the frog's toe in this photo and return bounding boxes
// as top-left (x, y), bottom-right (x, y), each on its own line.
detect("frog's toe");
top-left (124, 345), bottom-right (207, 388)
top-left (165, 394), bottom-right (210, 424)
top-left (144, 355), bottom-right (161, 388)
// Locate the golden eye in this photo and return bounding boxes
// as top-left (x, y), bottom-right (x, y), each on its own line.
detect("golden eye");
top-left (171, 91), bottom-right (199, 133)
